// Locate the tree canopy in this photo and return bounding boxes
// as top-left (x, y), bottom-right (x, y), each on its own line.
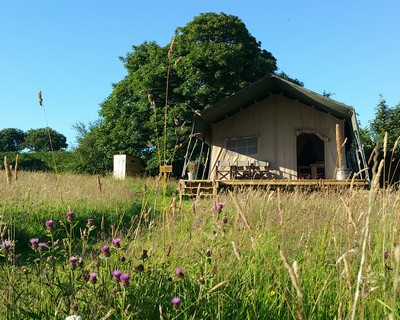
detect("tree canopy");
top-left (0, 128), bottom-right (25, 151)
top-left (23, 128), bottom-right (68, 152)
top-left (369, 96), bottom-right (400, 155)
top-left (79, 12), bottom-right (283, 174)
top-left (361, 96), bottom-right (400, 184)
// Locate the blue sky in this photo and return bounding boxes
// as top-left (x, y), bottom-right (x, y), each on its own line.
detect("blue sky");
top-left (1, 0), bottom-right (399, 148)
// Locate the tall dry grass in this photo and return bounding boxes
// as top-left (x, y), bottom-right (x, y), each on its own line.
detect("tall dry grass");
top-left (0, 168), bottom-right (400, 318)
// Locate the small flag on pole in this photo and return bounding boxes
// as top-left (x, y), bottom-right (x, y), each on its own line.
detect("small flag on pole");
top-left (38, 90), bottom-right (43, 106)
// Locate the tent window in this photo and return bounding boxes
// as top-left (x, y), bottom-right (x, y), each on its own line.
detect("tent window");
top-left (226, 136), bottom-right (258, 155)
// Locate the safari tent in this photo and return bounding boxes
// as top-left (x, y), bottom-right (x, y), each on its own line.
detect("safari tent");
top-left (182, 74), bottom-right (369, 182)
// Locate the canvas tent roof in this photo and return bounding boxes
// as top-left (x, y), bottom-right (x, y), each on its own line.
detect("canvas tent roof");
top-left (194, 74), bottom-right (357, 143)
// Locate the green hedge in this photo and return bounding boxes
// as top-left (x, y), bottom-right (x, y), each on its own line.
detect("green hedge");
top-left (1, 151), bottom-right (78, 173)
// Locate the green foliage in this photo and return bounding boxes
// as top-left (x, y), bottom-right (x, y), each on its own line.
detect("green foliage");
top-left (72, 121), bottom-right (111, 174)
top-left (366, 96), bottom-right (400, 183)
top-left (0, 128), bottom-right (25, 151)
top-left (369, 96), bottom-right (400, 154)
top-left (0, 151), bottom-right (76, 172)
top-left (77, 13), bottom-right (280, 176)
top-left (359, 126), bottom-right (374, 161)
top-left (275, 71), bottom-right (304, 87)
top-left (23, 127), bottom-right (68, 151)
top-left (173, 12), bottom-right (277, 107)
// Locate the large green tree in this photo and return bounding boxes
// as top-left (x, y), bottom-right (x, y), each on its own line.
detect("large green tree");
top-left (72, 121), bottom-right (110, 174)
top-left (79, 12), bottom-right (286, 175)
top-left (0, 128), bottom-right (25, 151)
top-left (23, 128), bottom-right (68, 152)
top-left (369, 96), bottom-right (400, 156)
top-left (366, 96), bottom-right (400, 184)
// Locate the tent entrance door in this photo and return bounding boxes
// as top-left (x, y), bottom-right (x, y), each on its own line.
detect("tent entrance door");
top-left (296, 133), bottom-right (325, 179)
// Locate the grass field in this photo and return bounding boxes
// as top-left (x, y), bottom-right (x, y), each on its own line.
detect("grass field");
top-left (0, 170), bottom-right (399, 319)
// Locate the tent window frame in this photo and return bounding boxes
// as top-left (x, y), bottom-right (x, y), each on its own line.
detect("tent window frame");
top-left (226, 135), bottom-right (259, 155)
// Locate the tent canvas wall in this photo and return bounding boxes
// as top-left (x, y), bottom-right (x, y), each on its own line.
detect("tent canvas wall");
top-left (184, 75), bottom-right (369, 181)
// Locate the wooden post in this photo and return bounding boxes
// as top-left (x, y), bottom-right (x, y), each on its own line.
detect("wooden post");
top-left (14, 154), bottom-right (19, 181)
top-left (4, 156), bottom-right (11, 184)
top-left (159, 165), bottom-right (173, 181)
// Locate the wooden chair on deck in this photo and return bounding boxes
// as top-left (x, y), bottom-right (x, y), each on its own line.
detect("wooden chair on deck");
top-left (252, 161), bottom-right (270, 179)
top-left (216, 160), bottom-right (231, 180)
top-left (232, 160), bottom-right (251, 179)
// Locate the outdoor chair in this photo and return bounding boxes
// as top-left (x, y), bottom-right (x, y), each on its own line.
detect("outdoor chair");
top-left (216, 160), bottom-right (231, 180)
top-left (252, 161), bottom-right (270, 179)
top-left (232, 160), bottom-right (251, 179)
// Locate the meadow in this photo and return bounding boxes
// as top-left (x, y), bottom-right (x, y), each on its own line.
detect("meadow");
top-left (0, 170), bottom-right (399, 319)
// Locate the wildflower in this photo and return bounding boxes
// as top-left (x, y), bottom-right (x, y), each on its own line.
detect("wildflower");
top-left (77, 257), bottom-right (84, 268)
top-left (86, 218), bottom-right (94, 227)
top-left (45, 220), bottom-right (54, 232)
top-left (66, 211), bottom-right (74, 222)
top-left (101, 245), bottom-right (110, 257)
top-left (141, 249), bottom-right (148, 259)
top-left (65, 316), bottom-right (82, 320)
top-left (120, 273), bottom-right (130, 287)
top-left (384, 251), bottom-right (389, 260)
top-left (69, 256), bottom-right (78, 269)
top-left (38, 242), bottom-right (47, 251)
top-left (136, 264), bottom-right (144, 272)
top-left (112, 238), bottom-right (122, 248)
top-left (269, 290), bottom-right (276, 297)
top-left (215, 202), bottom-right (224, 213)
top-left (30, 238), bottom-right (39, 250)
top-left (0, 242), bottom-right (11, 253)
top-left (175, 267), bottom-right (184, 278)
top-left (112, 269), bottom-right (122, 282)
top-left (89, 273), bottom-right (97, 284)
top-left (171, 297), bottom-right (181, 309)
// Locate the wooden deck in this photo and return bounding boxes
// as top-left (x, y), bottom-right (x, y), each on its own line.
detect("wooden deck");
top-left (178, 178), bottom-right (370, 199)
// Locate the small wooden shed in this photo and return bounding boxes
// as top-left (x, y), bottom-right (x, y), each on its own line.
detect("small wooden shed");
top-left (113, 155), bottom-right (141, 179)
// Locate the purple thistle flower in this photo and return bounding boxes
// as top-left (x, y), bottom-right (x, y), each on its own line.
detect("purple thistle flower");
top-left (67, 211), bottom-right (74, 222)
top-left (101, 245), bottom-right (110, 257)
top-left (89, 273), bottom-right (97, 284)
top-left (120, 273), bottom-right (130, 286)
top-left (86, 218), bottom-right (94, 227)
top-left (175, 267), bottom-right (184, 278)
top-left (0, 242), bottom-right (11, 253)
top-left (45, 220), bottom-right (54, 232)
top-left (171, 297), bottom-right (181, 309)
top-left (136, 264), bottom-right (144, 272)
top-left (384, 251), bottom-right (389, 260)
top-left (215, 202), bottom-right (224, 213)
top-left (30, 238), bottom-right (39, 250)
top-left (69, 256), bottom-right (78, 264)
top-left (38, 242), bottom-right (47, 251)
top-left (112, 270), bottom-right (122, 282)
top-left (112, 238), bottom-right (122, 248)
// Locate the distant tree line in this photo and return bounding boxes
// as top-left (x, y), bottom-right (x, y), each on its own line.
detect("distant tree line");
top-left (0, 128), bottom-right (67, 152)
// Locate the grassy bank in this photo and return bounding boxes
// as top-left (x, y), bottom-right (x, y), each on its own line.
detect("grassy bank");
top-left (0, 171), bottom-right (399, 319)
